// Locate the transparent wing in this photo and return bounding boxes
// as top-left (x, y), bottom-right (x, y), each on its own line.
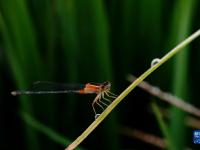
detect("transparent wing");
top-left (31, 81), bottom-right (85, 91)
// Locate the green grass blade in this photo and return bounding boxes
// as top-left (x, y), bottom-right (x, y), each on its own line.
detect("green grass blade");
top-left (20, 111), bottom-right (85, 150)
top-left (88, 1), bottom-right (119, 149)
top-left (168, 0), bottom-right (196, 149)
top-left (55, 0), bottom-right (80, 137)
top-left (0, 9), bottom-right (40, 150)
top-left (151, 102), bottom-right (176, 150)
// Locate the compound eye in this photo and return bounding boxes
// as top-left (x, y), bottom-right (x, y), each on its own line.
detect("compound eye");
top-left (103, 81), bottom-right (110, 86)
top-left (105, 81), bottom-right (111, 90)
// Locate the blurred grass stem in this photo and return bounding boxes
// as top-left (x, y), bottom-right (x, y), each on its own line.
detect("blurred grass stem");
top-left (127, 75), bottom-right (200, 117)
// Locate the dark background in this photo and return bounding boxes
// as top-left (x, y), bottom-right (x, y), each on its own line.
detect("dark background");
top-left (1, 0), bottom-right (200, 150)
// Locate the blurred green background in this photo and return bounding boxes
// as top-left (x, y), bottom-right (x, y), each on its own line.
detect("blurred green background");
top-left (1, 0), bottom-right (200, 150)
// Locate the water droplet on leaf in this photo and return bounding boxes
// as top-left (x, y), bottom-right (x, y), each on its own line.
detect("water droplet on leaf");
top-left (151, 58), bottom-right (160, 67)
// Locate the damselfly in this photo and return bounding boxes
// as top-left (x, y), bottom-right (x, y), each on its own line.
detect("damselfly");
top-left (11, 81), bottom-right (117, 117)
